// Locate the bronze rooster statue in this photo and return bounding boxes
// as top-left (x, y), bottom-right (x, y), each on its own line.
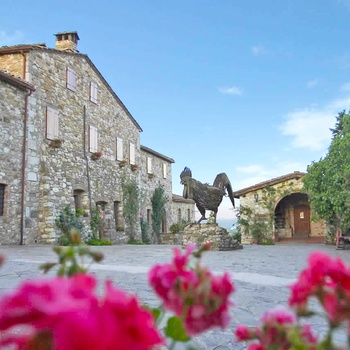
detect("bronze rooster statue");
top-left (180, 167), bottom-right (235, 224)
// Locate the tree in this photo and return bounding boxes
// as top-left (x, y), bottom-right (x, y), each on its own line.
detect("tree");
top-left (303, 111), bottom-right (350, 232)
top-left (151, 187), bottom-right (166, 243)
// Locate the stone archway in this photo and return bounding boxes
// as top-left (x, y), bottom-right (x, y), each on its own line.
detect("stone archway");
top-left (274, 193), bottom-right (310, 239)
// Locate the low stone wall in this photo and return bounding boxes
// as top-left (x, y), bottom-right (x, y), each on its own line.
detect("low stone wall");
top-left (161, 233), bottom-right (183, 245)
top-left (182, 223), bottom-right (243, 251)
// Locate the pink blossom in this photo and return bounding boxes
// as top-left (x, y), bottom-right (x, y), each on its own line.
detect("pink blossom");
top-left (235, 306), bottom-right (317, 350)
top-left (235, 324), bottom-right (253, 341)
top-left (289, 252), bottom-right (350, 326)
top-left (0, 274), bottom-right (163, 350)
top-left (149, 245), bottom-right (235, 336)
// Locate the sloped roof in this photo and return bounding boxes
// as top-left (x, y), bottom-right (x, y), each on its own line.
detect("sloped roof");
top-left (140, 145), bottom-right (175, 163)
top-left (0, 44), bottom-right (142, 131)
top-left (172, 194), bottom-right (195, 204)
top-left (0, 69), bottom-right (35, 91)
top-left (232, 171), bottom-right (306, 198)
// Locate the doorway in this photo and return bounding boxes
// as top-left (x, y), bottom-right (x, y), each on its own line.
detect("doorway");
top-left (293, 205), bottom-right (310, 236)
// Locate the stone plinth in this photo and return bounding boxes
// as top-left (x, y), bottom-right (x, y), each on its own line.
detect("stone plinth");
top-left (182, 223), bottom-right (243, 251)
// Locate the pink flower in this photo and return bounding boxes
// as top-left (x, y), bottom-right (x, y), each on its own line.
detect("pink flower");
top-left (236, 306), bottom-right (317, 350)
top-left (0, 274), bottom-right (163, 350)
top-left (235, 324), bottom-right (253, 341)
top-left (149, 245), bottom-right (235, 336)
top-left (289, 252), bottom-right (350, 327)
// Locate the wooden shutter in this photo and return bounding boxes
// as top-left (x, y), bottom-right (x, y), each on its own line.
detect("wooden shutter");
top-left (116, 137), bottom-right (123, 160)
top-left (89, 125), bottom-right (98, 152)
top-left (67, 67), bottom-right (76, 91)
top-left (163, 163), bottom-right (167, 178)
top-left (90, 82), bottom-right (97, 103)
top-left (46, 106), bottom-right (59, 140)
top-left (129, 143), bottom-right (135, 165)
top-left (147, 157), bottom-right (152, 174)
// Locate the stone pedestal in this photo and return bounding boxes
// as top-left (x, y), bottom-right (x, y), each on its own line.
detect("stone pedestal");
top-left (182, 223), bottom-right (243, 251)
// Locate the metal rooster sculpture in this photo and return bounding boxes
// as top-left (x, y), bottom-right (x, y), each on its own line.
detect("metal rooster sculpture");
top-left (180, 167), bottom-right (235, 224)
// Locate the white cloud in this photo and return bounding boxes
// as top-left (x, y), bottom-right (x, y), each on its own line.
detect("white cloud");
top-left (251, 45), bottom-right (268, 56)
top-left (0, 30), bottom-right (24, 46)
top-left (236, 164), bottom-right (264, 174)
top-left (306, 79), bottom-right (318, 88)
top-left (278, 95), bottom-right (350, 151)
top-left (218, 86), bottom-right (243, 96)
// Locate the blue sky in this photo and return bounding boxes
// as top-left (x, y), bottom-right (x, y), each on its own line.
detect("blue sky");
top-left (2, 0), bottom-right (350, 225)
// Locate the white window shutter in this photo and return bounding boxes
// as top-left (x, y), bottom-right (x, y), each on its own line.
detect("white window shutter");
top-left (147, 157), bottom-right (152, 174)
top-left (67, 67), bottom-right (76, 91)
top-left (163, 163), bottom-right (167, 178)
top-left (129, 143), bottom-right (135, 165)
top-left (89, 126), bottom-right (98, 152)
top-left (46, 106), bottom-right (59, 140)
top-left (116, 137), bottom-right (123, 160)
top-left (90, 82), bottom-right (97, 103)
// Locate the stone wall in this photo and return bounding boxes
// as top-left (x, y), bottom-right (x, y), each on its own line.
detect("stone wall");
top-left (0, 79), bottom-right (27, 243)
top-left (182, 224), bottom-right (242, 251)
top-left (172, 197), bottom-right (196, 226)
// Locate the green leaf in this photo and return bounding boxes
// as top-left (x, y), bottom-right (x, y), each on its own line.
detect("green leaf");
top-left (164, 316), bottom-right (191, 342)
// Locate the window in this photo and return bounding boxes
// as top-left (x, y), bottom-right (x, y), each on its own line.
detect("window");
top-left (177, 208), bottom-right (181, 223)
top-left (116, 137), bottom-right (123, 161)
top-left (90, 82), bottom-right (98, 103)
top-left (163, 163), bottom-right (167, 178)
top-left (66, 67), bottom-right (76, 91)
top-left (129, 143), bottom-right (135, 165)
top-left (147, 157), bottom-right (153, 174)
top-left (89, 125), bottom-right (98, 152)
top-left (0, 184), bottom-right (5, 216)
top-left (73, 190), bottom-right (83, 211)
top-left (187, 209), bottom-right (191, 222)
top-left (46, 106), bottom-right (59, 140)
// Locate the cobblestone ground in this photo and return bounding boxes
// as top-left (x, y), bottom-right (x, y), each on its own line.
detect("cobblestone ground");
top-left (0, 243), bottom-right (349, 349)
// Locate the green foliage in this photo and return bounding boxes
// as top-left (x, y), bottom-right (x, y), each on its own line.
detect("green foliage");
top-left (122, 179), bottom-right (140, 240)
top-left (151, 187), bottom-right (166, 243)
top-left (169, 219), bottom-right (189, 234)
top-left (140, 218), bottom-right (150, 244)
top-left (237, 206), bottom-right (271, 244)
top-left (55, 206), bottom-right (84, 245)
top-left (86, 238), bottom-right (112, 246)
top-left (164, 316), bottom-right (191, 342)
top-left (40, 244), bottom-right (104, 277)
top-left (303, 111), bottom-right (350, 231)
top-left (89, 208), bottom-right (101, 239)
top-left (75, 209), bottom-right (84, 217)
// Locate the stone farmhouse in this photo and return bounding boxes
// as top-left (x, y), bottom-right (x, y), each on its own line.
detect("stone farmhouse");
top-left (233, 171), bottom-right (325, 244)
top-left (0, 31), bottom-right (194, 244)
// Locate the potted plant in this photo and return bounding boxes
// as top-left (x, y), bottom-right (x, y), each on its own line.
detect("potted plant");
top-left (131, 164), bottom-right (138, 171)
top-left (91, 151), bottom-right (103, 160)
top-left (119, 160), bottom-right (127, 167)
top-left (50, 138), bottom-right (64, 148)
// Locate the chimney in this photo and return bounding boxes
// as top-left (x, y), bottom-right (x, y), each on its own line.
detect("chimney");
top-left (54, 31), bottom-right (79, 53)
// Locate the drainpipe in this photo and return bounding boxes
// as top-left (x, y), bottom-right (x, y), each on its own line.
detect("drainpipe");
top-left (20, 87), bottom-right (34, 245)
top-left (83, 105), bottom-right (93, 215)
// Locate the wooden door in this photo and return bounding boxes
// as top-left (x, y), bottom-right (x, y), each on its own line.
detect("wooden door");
top-left (294, 205), bottom-right (310, 235)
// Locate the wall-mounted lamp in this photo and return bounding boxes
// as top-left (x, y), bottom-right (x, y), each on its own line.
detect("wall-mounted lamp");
top-left (254, 193), bottom-right (259, 202)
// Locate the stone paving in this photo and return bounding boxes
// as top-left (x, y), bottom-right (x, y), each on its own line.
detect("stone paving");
top-left (0, 243), bottom-right (349, 349)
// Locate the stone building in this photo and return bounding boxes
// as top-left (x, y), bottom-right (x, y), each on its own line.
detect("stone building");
top-left (232, 171), bottom-right (325, 244)
top-left (0, 31), bottom-right (194, 244)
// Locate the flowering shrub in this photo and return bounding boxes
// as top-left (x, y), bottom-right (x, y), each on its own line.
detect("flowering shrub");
top-left (149, 243), bottom-right (234, 336)
top-left (0, 243), bottom-right (349, 349)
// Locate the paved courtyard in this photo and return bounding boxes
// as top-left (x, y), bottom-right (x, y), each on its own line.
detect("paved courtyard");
top-left (0, 243), bottom-right (349, 349)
